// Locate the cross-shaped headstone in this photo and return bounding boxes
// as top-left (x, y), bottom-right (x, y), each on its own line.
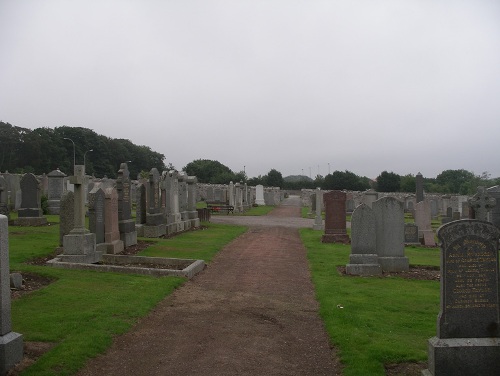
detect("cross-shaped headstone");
top-left (468, 186), bottom-right (496, 221)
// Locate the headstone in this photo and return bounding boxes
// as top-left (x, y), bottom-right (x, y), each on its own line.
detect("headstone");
top-left (346, 204), bottom-right (381, 276)
top-left (61, 165), bottom-right (99, 263)
top-left (104, 188), bottom-right (124, 254)
top-left (361, 189), bottom-right (378, 208)
top-left (486, 185), bottom-right (500, 228)
top-left (178, 173), bottom-right (190, 229)
top-left (321, 190), bottom-right (350, 244)
top-left (430, 200), bottom-right (438, 219)
top-left (416, 172), bottom-right (424, 203)
top-left (47, 169), bottom-right (66, 214)
top-left (143, 168), bottom-right (166, 237)
top-left (135, 183), bottom-right (146, 237)
top-left (88, 187), bottom-right (105, 251)
top-left (116, 163), bottom-right (137, 247)
top-left (414, 201), bottom-right (436, 246)
top-left (187, 176), bottom-right (200, 228)
top-left (404, 223), bottom-right (420, 244)
top-left (372, 197), bottom-right (409, 272)
top-left (228, 181), bottom-right (235, 208)
top-left (165, 170), bottom-right (182, 234)
top-left (424, 220), bottom-right (500, 376)
top-left (312, 188), bottom-right (323, 231)
top-left (468, 186), bottom-right (496, 221)
top-left (0, 215), bottom-right (24, 374)
top-left (0, 176), bottom-right (9, 218)
top-left (16, 173), bottom-right (47, 225)
top-left (255, 185), bottom-right (265, 205)
top-left (461, 201), bottom-right (470, 219)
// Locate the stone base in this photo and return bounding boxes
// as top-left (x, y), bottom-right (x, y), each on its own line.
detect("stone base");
top-left (181, 212), bottom-right (189, 221)
top-left (424, 337), bottom-right (500, 376)
top-left (143, 224), bottom-right (166, 238)
top-left (255, 199), bottom-right (265, 206)
top-left (183, 220), bottom-right (191, 231)
top-left (321, 233), bottom-right (350, 244)
top-left (47, 200), bottom-right (61, 215)
top-left (135, 224), bottom-right (144, 237)
top-left (11, 217), bottom-right (48, 226)
top-left (58, 252), bottom-right (102, 264)
top-left (346, 254), bottom-right (382, 276)
top-left (96, 243), bottom-right (108, 254)
top-left (105, 239), bottom-right (124, 254)
top-left (17, 208), bottom-right (42, 217)
top-left (62, 232), bottom-right (98, 263)
top-left (121, 231), bottom-right (137, 247)
top-left (0, 331), bottom-right (23, 375)
top-left (119, 219), bottom-right (136, 234)
top-left (190, 218), bottom-right (200, 228)
top-left (146, 213), bottom-right (164, 226)
top-left (312, 220), bottom-right (323, 231)
top-left (378, 256), bottom-right (409, 272)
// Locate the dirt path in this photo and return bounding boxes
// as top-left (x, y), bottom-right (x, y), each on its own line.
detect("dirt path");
top-left (76, 197), bottom-right (341, 375)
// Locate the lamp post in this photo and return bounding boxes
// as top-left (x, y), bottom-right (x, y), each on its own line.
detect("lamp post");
top-left (63, 137), bottom-right (76, 173)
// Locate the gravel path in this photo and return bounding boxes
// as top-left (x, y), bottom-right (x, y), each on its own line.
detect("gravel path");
top-left (76, 196), bottom-right (341, 376)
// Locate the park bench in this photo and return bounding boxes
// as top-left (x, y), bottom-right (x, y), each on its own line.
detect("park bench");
top-left (206, 202), bottom-right (234, 215)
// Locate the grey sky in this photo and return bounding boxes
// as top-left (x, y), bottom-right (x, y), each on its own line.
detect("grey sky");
top-left (1, 1), bottom-right (500, 179)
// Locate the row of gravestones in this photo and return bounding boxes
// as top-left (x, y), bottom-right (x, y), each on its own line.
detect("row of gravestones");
top-left (134, 168), bottom-right (200, 238)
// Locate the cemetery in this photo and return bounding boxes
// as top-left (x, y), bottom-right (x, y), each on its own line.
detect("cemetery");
top-left (1, 165), bottom-right (500, 375)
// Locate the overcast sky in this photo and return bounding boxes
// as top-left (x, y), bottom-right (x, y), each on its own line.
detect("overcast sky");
top-left (1, 1), bottom-right (500, 180)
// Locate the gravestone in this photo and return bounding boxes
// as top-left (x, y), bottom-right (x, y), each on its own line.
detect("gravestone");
top-left (0, 176), bottom-right (9, 217)
top-left (416, 172), bottom-right (424, 203)
top-left (143, 168), bottom-right (166, 237)
top-left (312, 188), bottom-right (323, 231)
top-left (116, 163), bottom-right (137, 247)
top-left (430, 200), bottom-right (438, 219)
top-left (178, 172), bottom-right (190, 230)
top-left (59, 191), bottom-right (74, 246)
top-left (362, 189), bottom-right (378, 208)
top-left (461, 201), bottom-right (470, 219)
top-left (135, 183), bottom-right (146, 237)
top-left (165, 170), bottom-right (182, 234)
top-left (404, 223), bottom-right (420, 245)
top-left (414, 201), bottom-right (436, 246)
top-left (88, 187), bottom-right (106, 253)
top-left (468, 186), bottom-right (496, 221)
top-left (486, 185), bottom-right (500, 228)
top-left (104, 188), bottom-right (124, 254)
top-left (321, 190), bottom-right (350, 244)
top-left (255, 185), bottom-right (265, 205)
top-left (310, 193), bottom-right (316, 216)
top-left (187, 176), bottom-right (200, 228)
top-left (228, 181), bottom-right (235, 208)
top-left (346, 204), bottom-right (381, 276)
top-left (214, 188), bottom-right (222, 203)
top-left (16, 173), bottom-right (47, 225)
top-left (0, 215), bottom-right (23, 374)
top-left (373, 197), bottom-right (409, 272)
top-left (423, 220), bottom-right (500, 376)
top-left (47, 169), bottom-right (66, 214)
top-left (61, 165), bottom-right (99, 263)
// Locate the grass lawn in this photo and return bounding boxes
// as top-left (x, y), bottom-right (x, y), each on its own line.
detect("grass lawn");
top-left (301, 228), bottom-right (440, 376)
top-left (8, 217), bottom-right (246, 376)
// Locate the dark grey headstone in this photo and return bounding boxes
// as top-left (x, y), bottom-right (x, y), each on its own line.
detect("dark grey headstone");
top-left (18, 173), bottom-right (42, 217)
top-left (89, 188), bottom-right (105, 244)
top-left (135, 184), bottom-right (147, 225)
top-left (416, 172), bottom-right (424, 203)
top-left (404, 223), bottom-right (419, 244)
top-left (425, 220), bottom-right (500, 376)
top-left (59, 191), bottom-right (74, 246)
top-left (116, 163), bottom-right (131, 221)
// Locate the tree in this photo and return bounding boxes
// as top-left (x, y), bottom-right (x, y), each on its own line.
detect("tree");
top-left (264, 169), bottom-right (284, 188)
top-left (376, 171), bottom-right (401, 192)
top-left (399, 174), bottom-right (416, 193)
top-left (183, 159), bottom-right (235, 184)
top-left (323, 170), bottom-right (370, 191)
top-left (435, 169), bottom-right (475, 194)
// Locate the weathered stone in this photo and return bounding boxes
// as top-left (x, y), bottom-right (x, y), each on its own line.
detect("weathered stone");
top-left (321, 190), bottom-right (350, 244)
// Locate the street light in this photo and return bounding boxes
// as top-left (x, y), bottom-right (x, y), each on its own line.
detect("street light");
top-left (84, 149), bottom-right (93, 169)
top-left (63, 137), bottom-right (75, 172)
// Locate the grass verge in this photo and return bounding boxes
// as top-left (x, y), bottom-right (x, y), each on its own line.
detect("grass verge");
top-left (300, 228), bottom-right (440, 376)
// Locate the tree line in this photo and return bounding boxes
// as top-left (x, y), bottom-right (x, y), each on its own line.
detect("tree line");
top-left (0, 122), bottom-right (167, 179)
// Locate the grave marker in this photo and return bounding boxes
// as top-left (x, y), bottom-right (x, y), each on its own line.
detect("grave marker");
top-left (424, 220), bottom-right (500, 375)
top-left (321, 190), bottom-right (350, 244)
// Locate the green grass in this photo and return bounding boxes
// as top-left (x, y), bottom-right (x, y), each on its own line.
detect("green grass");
top-left (138, 222), bottom-right (247, 261)
top-left (238, 205), bottom-right (274, 216)
top-left (8, 218), bottom-right (247, 375)
top-left (301, 228), bottom-right (440, 376)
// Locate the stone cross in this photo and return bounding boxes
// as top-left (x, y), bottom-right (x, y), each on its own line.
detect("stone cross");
top-left (468, 186), bottom-right (496, 221)
top-left (70, 165), bottom-right (88, 234)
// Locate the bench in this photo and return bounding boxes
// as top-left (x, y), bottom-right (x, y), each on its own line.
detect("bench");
top-left (206, 202), bottom-right (234, 215)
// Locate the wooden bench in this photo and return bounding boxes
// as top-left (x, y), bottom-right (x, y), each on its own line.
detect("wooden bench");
top-left (206, 202), bottom-right (234, 215)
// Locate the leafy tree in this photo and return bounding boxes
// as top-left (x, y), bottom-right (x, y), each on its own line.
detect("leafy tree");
top-left (376, 171), bottom-right (401, 192)
top-left (323, 170), bottom-right (370, 191)
top-left (247, 175), bottom-right (265, 186)
top-left (399, 174), bottom-right (416, 193)
top-left (183, 159), bottom-right (234, 183)
top-left (435, 169), bottom-right (475, 194)
top-left (264, 169), bottom-right (284, 188)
